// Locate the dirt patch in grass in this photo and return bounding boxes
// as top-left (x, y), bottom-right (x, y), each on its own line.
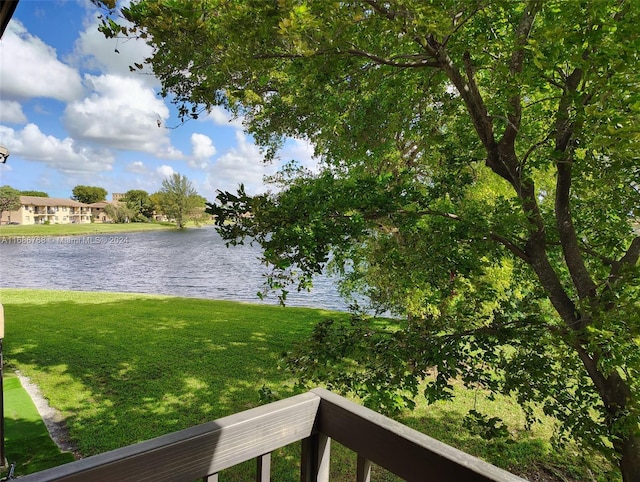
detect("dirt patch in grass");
top-left (16, 371), bottom-right (80, 459)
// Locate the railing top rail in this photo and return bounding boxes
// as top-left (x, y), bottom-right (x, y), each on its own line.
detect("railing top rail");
top-left (20, 392), bottom-right (320, 482)
top-left (19, 389), bottom-right (525, 482)
top-left (311, 388), bottom-right (525, 482)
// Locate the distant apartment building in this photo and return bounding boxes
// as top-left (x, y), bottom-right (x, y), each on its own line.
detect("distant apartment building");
top-left (111, 193), bottom-right (126, 202)
top-left (1, 196), bottom-right (94, 225)
top-left (89, 201), bottom-right (112, 223)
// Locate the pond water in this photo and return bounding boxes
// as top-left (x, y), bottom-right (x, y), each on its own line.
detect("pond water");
top-left (0, 226), bottom-right (350, 311)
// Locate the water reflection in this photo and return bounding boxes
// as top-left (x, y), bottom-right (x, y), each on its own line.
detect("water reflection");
top-left (0, 226), bottom-right (349, 311)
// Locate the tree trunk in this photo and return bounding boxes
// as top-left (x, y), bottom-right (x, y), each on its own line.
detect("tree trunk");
top-left (619, 435), bottom-right (640, 482)
top-left (575, 343), bottom-right (640, 482)
top-left (603, 375), bottom-right (640, 482)
top-left (524, 233), bottom-right (639, 480)
top-left (438, 20), bottom-right (638, 477)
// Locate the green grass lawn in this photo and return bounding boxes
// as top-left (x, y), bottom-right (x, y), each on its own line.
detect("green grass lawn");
top-left (0, 221), bottom-right (181, 237)
top-left (0, 289), bottom-right (615, 481)
top-left (3, 373), bottom-right (75, 475)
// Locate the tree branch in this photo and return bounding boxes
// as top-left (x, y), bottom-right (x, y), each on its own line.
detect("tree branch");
top-left (255, 47), bottom-right (439, 68)
top-left (526, 231), bottom-right (581, 329)
top-left (365, 0), bottom-right (579, 333)
top-left (554, 68), bottom-right (583, 151)
top-left (366, 208), bottom-right (461, 223)
top-left (509, 0), bottom-right (542, 74)
top-left (438, 317), bottom-right (562, 341)
top-left (490, 232), bottom-right (531, 263)
top-left (580, 244), bottom-right (616, 266)
top-left (346, 48), bottom-right (440, 68)
top-left (416, 209), bottom-right (460, 220)
top-left (366, 0), bottom-right (496, 155)
top-left (441, 5), bottom-right (484, 49)
top-left (521, 132), bottom-right (553, 166)
top-left (554, 69), bottom-right (597, 300)
top-left (432, 46), bottom-right (495, 152)
top-left (556, 162), bottom-right (596, 299)
top-left (515, 179), bottom-right (581, 330)
top-left (610, 236), bottom-right (640, 279)
top-left (501, 0), bottom-right (542, 147)
top-left (362, 0), bottom-right (399, 21)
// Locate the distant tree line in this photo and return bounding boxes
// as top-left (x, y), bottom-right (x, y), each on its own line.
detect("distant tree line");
top-left (0, 173), bottom-right (206, 229)
top-left (72, 185), bottom-right (108, 204)
top-left (0, 185), bottom-right (22, 221)
top-left (104, 174), bottom-right (206, 228)
top-left (20, 190), bottom-right (49, 197)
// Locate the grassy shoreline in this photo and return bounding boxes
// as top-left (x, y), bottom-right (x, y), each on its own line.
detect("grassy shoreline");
top-left (0, 288), bottom-right (615, 480)
top-left (0, 221), bottom-right (206, 237)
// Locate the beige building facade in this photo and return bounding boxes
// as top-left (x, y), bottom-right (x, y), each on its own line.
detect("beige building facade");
top-left (1, 196), bottom-right (94, 225)
top-left (89, 201), bottom-right (112, 223)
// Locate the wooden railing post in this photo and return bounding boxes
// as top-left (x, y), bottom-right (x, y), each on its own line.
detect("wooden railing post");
top-left (257, 453), bottom-right (271, 482)
top-left (356, 455), bottom-right (371, 482)
top-left (300, 434), bottom-right (330, 482)
top-left (311, 387), bottom-right (525, 481)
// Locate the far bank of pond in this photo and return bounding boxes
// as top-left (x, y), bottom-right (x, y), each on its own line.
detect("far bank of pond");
top-left (0, 221), bottom-right (184, 237)
top-left (0, 225), bottom-right (350, 311)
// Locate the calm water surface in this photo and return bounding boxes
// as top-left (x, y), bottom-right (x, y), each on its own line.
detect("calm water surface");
top-left (0, 226), bottom-right (349, 311)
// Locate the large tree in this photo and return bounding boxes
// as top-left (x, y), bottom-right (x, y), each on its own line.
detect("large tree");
top-left (155, 173), bottom-right (204, 229)
top-left (123, 189), bottom-right (154, 220)
top-left (20, 190), bottom-right (49, 197)
top-left (98, 1), bottom-right (640, 478)
top-left (72, 185), bottom-right (108, 204)
top-left (103, 202), bottom-right (137, 224)
top-left (0, 185), bottom-right (21, 222)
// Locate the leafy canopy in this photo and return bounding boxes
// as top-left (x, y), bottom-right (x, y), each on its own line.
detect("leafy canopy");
top-left (123, 189), bottom-right (154, 220)
top-left (155, 173), bottom-right (205, 229)
top-left (97, 0), bottom-right (640, 477)
top-left (103, 202), bottom-right (137, 224)
top-left (20, 191), bottom-right (49, 197)
top-left (0, 185), bottom-right (22, 219)
top-left (71, 185), bottom-right (107, 204)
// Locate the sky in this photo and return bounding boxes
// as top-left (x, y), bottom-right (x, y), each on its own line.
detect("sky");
top-left (0, 0), bottom-right (316, 201)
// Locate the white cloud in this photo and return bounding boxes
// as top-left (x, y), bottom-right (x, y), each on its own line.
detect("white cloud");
top-left (72, 15), bottom-right (157, 88)
top-left (203, 131), bottom-right (274, 196)
top-left (0, 100), bottom-right (27, 124)
top-left (63, 74), bottom-right (183, 159)
top-left (191, 133), bottom-right (216, 159)
top-left (126, 161), bottom-right (148, 174)
top-left (188, 133), bottom-right (216, 169)
top-left (204, 106), bottom-right (244, 129)
top-left (0, 21), bottom-right (84, 102)
top-left (157, 165), bottom-right (175, 178)
top-left (0, 123), bottom-right (115, 173)
top-left (280, 138), bottom-right (319, 172)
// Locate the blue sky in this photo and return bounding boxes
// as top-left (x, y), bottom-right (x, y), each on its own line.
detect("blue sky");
top-left (0, 0), bottom-right (316, 200)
